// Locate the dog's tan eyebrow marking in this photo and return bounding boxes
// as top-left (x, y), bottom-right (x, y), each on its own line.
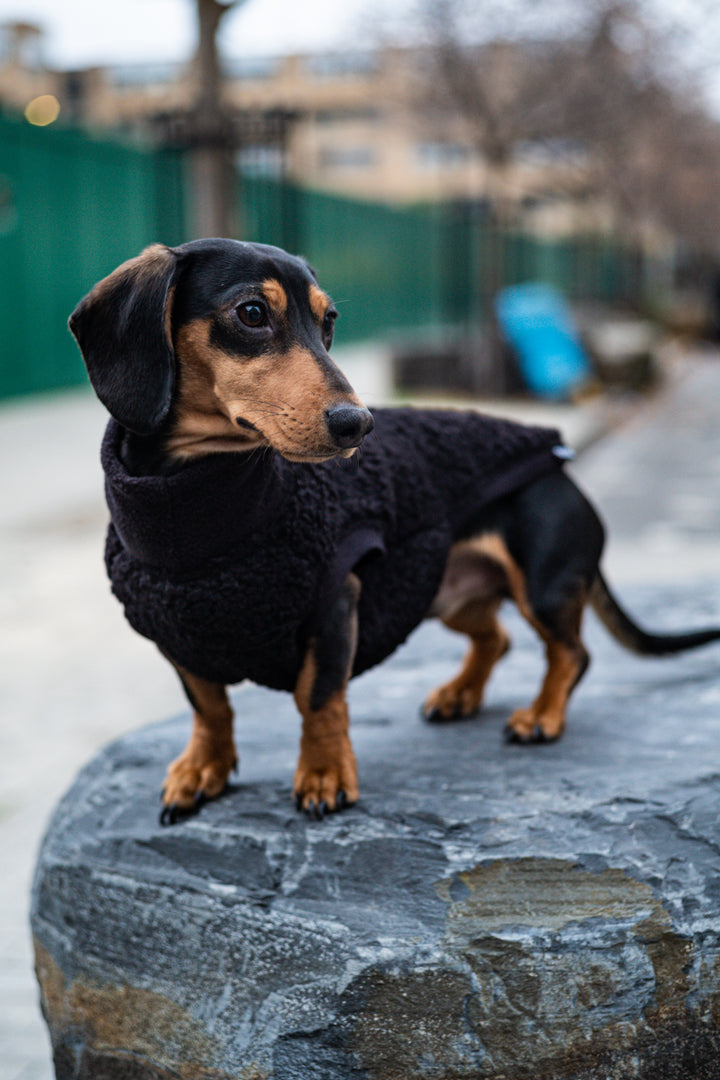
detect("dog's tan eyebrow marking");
top-left (309, 283), bottom-right (331, 322)
top-left (262, 278), bottom-right (287, 315)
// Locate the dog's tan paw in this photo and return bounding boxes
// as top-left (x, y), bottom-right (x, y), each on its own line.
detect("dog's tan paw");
top-left (423, 681), bottom-right (483, 723)
top-left (505, 707), bottom-right (564, 744)
top-left (292, 736), bottom-right (359, 818)
top-left (160, 738), bottom-right (237, 823)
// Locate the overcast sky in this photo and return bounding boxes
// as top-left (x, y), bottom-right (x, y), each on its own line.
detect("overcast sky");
top-left (0, 0), bottom-right (389, 68)
top-left (1, 0), bottom-right (718, 115)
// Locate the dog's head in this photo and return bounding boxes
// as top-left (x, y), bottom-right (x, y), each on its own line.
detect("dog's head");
top-left (69, 238), bottom-right (374, 462)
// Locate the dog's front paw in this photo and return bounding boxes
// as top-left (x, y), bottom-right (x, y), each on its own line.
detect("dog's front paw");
top-left (160, 736), bottom-right (238, 825)
top-left (292, 735), bottom-right (359, 819)
top-left (505, 707), bottom-right (564, 744)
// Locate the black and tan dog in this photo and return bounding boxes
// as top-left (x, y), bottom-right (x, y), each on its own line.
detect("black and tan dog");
top-left (70, 238), bottom-right (720, 823)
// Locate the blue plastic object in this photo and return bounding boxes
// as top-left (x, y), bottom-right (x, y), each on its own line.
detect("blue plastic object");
top-left (495, 283), bottom-right (590, 399)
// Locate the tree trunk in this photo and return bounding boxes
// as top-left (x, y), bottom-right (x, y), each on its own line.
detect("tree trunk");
top-left (191, 0), bottom-right (239, 237)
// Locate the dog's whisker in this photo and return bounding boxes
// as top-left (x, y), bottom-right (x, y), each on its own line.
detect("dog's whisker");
top-left (243, 409), bottom-right (289, 420)
top-left (243, 399), bottom-right (293, 414)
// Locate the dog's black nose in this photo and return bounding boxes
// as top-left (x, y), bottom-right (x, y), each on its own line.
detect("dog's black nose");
top-left (325, 405), bottom-right (375, 449)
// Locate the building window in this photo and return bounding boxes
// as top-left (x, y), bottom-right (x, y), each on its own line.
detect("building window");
top-left (236, 145), bottom-right (284, 178)
top-left (109, 62), bottom-right (178, 89)
top-left (314, 107), bottom-right (380, 125)
top-left (225, 56), bottom-right (283, 81)
top-left (514, 139), bottom-right (586, 166)
top-left (0, 22), bottom-right (44, 70)
top-left (415, 142), bottom-right (471, 169)
top-left (318, 146), bottom-right (378, 170)
top-left (306, 52), bottom-right (378, 78)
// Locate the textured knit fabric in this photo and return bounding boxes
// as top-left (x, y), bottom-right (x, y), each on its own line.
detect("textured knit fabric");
top-left (102, 407), bottom-right (565, 690)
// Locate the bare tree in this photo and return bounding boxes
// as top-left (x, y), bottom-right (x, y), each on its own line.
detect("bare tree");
top-left (550, 2), bottom-right (720, 247)
top-left (411, 0), bottom-right (720, 251)
top-left (409, 0), bottom-right (591, 219)
top-left (405, 0), bottom-right (584, 381)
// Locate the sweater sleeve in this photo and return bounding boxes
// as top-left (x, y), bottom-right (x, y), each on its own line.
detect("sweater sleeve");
top-left (307, 526), bottom-right (386, 634)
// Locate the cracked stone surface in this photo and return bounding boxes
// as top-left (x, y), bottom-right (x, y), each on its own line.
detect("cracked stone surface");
top-left (31, 579), bottom-right (720, 1080)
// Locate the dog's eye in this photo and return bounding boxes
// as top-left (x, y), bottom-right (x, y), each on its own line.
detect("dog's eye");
top-left (323, 309), bottom-right (337, 344)
top-left (237, 301), bottom-right (267, 328)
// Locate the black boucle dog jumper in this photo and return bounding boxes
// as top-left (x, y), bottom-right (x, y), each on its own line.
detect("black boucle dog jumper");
top-left (103, 407), bottom-right (566, 690)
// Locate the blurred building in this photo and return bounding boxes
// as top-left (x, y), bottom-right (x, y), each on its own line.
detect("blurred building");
top-left (0, 22), bottom-right (53, 103)
top-left (0, 20), bottom-right (589, 222)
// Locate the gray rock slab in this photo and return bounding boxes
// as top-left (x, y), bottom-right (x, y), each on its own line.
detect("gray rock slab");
top-left (31, 583), bottom-right (720, 1080)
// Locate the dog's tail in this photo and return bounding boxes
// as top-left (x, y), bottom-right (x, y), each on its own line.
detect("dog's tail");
top-left (590, 570), bottom-right (720, 656)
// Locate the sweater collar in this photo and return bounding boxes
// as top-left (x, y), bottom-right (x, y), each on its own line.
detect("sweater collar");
top-left (101, 419), bottom-right (285, 571)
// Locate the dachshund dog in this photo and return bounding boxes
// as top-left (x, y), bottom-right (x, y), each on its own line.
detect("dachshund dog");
top-left (69, 238), bottom-right (720, 822)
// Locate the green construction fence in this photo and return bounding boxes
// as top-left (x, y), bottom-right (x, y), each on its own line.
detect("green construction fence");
top-left (0, 112), bottom-right (648, 401)
top-left (0, 112), bottom-right (186, 400)
top-left (239, 178), bottom-right (646, 351)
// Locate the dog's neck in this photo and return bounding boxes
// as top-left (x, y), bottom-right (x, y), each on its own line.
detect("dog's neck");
top-left (118, 427), bottom-right (263, 477)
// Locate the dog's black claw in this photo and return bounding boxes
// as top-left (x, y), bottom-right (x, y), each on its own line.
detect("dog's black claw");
top-left (422, 705), bottom-right (451, 724)
top-left (160, 792), bottom-right (208, 826)
top-left (505, 724), bottom-right (557, 745)
top-left (159, 804), bottom-right (177, 826)
top-left (295, 794), bottom-right (343, 818)
top-left (423, 704), bottom-right (476, 724)
top-left (532, 726), bottom-right (560, 744)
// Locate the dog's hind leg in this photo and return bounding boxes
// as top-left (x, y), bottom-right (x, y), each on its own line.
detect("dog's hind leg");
top-left (504, 593), bottom-right (589, 744)
top-left (423, 597), bottom-right (510, 722)
top-left (293, 573), bottom-right (361, 818)
top-left (456, 530), bottom-right (590, 744)
top-left (423, 539), bottom-right (512, 722)
top-left (160, 662), bottom-right (237, 824)
top-left (498, 470), bottom-right (601, 743)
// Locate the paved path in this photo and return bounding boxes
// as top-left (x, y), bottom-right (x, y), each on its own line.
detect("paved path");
top-left (573, 351), bottom-right (720, 585)
top-left (3, 349), bottom-right (720, 1078)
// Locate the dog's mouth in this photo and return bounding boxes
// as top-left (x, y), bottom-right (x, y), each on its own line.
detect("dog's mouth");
top-left (280, 445), bottom-right (359, 463)
top-left (234, 417), bottom-right (352, 462)
top-left (234, 405), bottom-right (372, 463)
top-left (235, 416), bottom-right (259, 433)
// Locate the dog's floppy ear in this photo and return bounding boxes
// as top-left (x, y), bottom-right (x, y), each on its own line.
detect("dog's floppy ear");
top-left (69, 244), bottom-right (180, 435)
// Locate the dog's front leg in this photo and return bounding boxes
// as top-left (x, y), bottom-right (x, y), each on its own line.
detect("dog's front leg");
top-left (293, 573), bottom-right (361, 818)
top-left (160, 661), bottom-right (237, 825)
